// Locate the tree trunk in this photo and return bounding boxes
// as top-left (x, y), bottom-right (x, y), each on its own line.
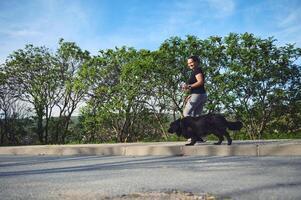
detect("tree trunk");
top-left (44, 121), bottom-right (49, 144)
top-left (36, 108), bottom-right (44, 144)
top-left (0, 117), bottom-right (5, 144)
top-left (153, 112), bottom-right (168, 139)
top-left (62, 115), bottom-right (72, 144)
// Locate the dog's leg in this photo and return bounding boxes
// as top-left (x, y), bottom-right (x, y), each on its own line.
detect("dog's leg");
top-left (224, 131), bottom-right (232, 145)
top-left (185, 137), bottom-right (197, 146)
top-left (214, 135), bottom-right (224, 145)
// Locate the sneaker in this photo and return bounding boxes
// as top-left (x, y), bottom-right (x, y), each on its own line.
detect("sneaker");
top-left (187, 138), bottom-right (207, 143)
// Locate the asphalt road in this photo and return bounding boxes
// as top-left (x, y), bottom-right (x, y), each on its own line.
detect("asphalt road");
top-left (0, 155), bottom-right (300, 200)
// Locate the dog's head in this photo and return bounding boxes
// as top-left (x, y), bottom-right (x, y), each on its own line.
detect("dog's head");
top-left (168, 118), bottom-right (182, 136)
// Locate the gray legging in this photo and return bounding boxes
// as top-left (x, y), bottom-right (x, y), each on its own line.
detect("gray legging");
top-left (183, 93), bottom-right (207, 117)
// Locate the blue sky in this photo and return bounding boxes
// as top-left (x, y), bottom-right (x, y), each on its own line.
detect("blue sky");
top-left (0, 0), bottom-right (301, 63)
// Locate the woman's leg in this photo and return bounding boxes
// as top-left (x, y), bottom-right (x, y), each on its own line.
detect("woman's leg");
top-left (183, 93), bottom-right (208, 143)
top-left (183, 93), bottom-right (207, 117)
top-left (183, 95), bottom-right (193, 117)
top-left (194, 93), bottom-right (207, 116)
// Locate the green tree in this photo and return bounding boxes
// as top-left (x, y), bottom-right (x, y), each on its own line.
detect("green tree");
top-left (223, 33), bottom-right (301, 139)
top-left (1, 33), bottom-right (300, 144)
top-left (0, 67), bottom-right (33, 145)
top-left (80, 47), bottom-right (170, 142)
top-left (4, 45), bottom-right (59, 144)
top-left (53, 39), bottom-right (90, 143)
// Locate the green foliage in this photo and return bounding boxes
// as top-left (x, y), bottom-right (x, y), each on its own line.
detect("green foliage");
top-left (3, 45), bottom-right (59, 144)
top-left (0, 33), bottom-right (300, 145)
top-left (79, 47), bottom-right (170, 143)
top-left (221, 33), bottom-right (301, 139)
top-left (51, 39), bottom-right (91, 144)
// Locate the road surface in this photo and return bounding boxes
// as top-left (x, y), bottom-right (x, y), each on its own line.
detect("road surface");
top-left (0, 155), bottom-right (300, 199)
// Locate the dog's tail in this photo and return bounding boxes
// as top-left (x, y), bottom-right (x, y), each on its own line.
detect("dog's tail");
top-left (227, 121), bottom-right (243, 130)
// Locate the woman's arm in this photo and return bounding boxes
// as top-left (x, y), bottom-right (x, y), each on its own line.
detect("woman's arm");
top-left (189, 73), bottom-right (204, 89)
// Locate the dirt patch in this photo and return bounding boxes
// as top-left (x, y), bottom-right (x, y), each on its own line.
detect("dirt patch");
top-left (104, 190), bottom-right (231, 200)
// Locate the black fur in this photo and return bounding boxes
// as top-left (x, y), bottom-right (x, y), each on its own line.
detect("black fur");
top-left (168, 113), bottom-right (243, 146)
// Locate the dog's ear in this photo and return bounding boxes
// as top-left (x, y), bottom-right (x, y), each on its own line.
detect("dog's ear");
top-left (168, 120), bottom-right (178, 134)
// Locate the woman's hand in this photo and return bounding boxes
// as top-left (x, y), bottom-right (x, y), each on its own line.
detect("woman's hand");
top-left (182, 84), bottom-right (191, 91)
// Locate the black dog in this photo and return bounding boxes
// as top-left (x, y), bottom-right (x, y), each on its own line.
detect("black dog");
top-left (168, 113), bottom-right (243, 145)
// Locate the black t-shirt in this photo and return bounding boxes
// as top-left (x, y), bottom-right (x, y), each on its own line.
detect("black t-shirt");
top-left (188, 67), bottom-right (206, 94)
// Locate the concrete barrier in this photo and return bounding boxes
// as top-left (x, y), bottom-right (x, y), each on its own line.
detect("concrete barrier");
top-left (258, 143), bottom-right (301, 156)
top-left (182, 144), bottom-right (258, 156)
top-left (0, 140), bottom-right (300, 156)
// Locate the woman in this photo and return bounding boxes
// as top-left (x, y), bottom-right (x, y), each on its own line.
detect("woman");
top-left (182, 56), bottom-right (207, 117)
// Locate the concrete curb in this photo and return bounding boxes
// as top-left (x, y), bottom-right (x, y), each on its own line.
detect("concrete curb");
top-left (0, 140), bottom-right (300, 156)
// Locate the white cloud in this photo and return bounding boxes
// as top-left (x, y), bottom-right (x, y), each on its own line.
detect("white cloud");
top-left (1, 0), bottom-right (300, 65)
top-left (278, 7), bottom-right (301, 28)
top-left (275, 7), bottom-right (301, 46)
top-left (139, 0), bottom-right (236, 45)
top-left (0, 0), bottom-right (96, 63)
top-left (207, 0), bottom-right (235, 18)
top-left (129, 1), bottom-right (205, 46)
top-left (0, 29), bottom-right (42, 37)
